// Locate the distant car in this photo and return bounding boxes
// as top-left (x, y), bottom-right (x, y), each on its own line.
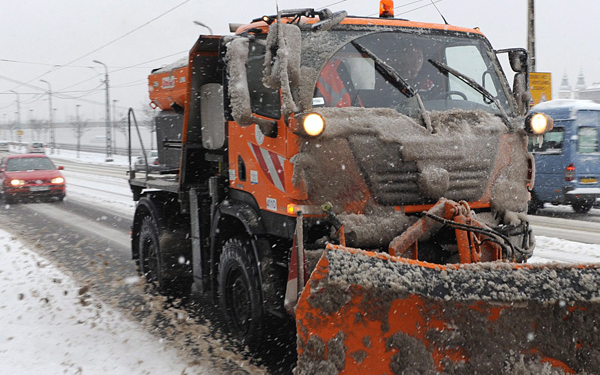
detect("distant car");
top-left (26, 141), bottom-right (45, 154)
top-left (134, 150), bottom-right (165, 172)
top-left (0, 140), bottom-right (8, 152)
top-left (0, 154), bottom-right (65, 203)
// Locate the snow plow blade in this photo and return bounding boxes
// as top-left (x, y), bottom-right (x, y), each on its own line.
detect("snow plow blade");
top-left (295, 246), bottom-right (600, 374)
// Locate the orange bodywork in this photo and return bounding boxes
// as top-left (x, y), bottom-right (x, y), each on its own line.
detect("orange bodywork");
top-left (148, 64), bottom-right (188, 110)
top-left (389, 199), bottom-right (503, 263)
top-left (295, 246), bottom-right (600, 374)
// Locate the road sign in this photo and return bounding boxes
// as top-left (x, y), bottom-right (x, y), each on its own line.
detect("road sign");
top-left (530, 72), bottom-right (552, 105)
top-left (17, 130), bottom-right (24, 136)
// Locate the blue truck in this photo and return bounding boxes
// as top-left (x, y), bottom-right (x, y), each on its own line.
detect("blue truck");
top-left (528, 99), bottom-right (600, 213)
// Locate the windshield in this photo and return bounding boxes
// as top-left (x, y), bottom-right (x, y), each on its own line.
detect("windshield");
top-left (6, 157), bottom-right (55, 171)
top-left (312, 31), bottom-right (512, 117)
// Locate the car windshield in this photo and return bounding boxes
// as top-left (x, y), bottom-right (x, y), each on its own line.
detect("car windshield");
top-left (6, 157), bottom-right (55, 171)
top-left (312, 31), bottom-right (512, 117)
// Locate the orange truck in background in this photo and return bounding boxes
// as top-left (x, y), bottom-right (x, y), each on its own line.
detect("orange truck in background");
top-left (128, 3), bottom-right (600, 373)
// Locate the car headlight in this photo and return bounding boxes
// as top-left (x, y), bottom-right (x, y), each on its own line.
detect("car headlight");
top-left (525, 112), bottom-right (553, 135)
top-left (51, 177), bottom-right (65, 184)
top-left (10, 179), bottom-right (25, 186)
top-left (291, 112), bottom-right (326, 137)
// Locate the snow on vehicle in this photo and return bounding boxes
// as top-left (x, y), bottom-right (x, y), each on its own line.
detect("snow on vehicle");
top-left (128, 2), bottom-right (600, 373)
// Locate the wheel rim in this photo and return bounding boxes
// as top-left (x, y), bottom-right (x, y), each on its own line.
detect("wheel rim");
top-left (141, 227), bottom-right (159, 284)
top-left (226, 267), bottom-right (251, 333)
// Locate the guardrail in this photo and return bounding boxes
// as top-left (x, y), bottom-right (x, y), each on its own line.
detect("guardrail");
top-left (7, 141), bottom-right (144, 156)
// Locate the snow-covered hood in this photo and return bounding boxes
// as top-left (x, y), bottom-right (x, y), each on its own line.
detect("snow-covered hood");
top-left (292, 107), bottom-right (530, 218)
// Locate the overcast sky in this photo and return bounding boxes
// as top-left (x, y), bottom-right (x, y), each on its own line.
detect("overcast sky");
top-left (0, 0), bottom-right (596, 125)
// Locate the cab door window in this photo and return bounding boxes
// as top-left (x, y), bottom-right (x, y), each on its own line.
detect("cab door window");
top-left (246, 39), bottom-right (281, 119)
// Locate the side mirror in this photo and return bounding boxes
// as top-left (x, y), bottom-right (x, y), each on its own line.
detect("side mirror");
top-left (496, 48), bottom-right (531, 115)
top-left (226, 37), bottom-right (253, 127)
top-left (264, 23), bottom-right (301, 90)
top-left (226, 37), bottom-right (279, 136)
top-left (508, 48), bottom-right (529, 74)
top-left (263, 22), bottom-right (302, 118)
top-left (58, 166), bottom-right (64, 170)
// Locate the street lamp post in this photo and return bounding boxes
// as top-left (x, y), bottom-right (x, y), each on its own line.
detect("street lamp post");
top-left (9, 90), bottom-right (21, 144)
top-left (40, 79), bottom-right (55, 154)
top-left (112, 99), bottom-right (118, 152)
top-left (93, 59), bottom-right (113, 162)
top-left (193, 21), bottom-right (213, 35)
top-left (76, 104), bottom-right (81, 159)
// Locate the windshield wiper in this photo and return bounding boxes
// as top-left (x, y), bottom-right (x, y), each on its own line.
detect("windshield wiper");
top-left (351, 41), bottom-right (415, 98)
top-left (428, 59), bottom-right (511, 126)
top-left (351, 41), bottom-right (433, 132)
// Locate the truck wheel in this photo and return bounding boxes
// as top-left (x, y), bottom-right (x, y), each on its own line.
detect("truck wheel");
top-left (527, 193), bottom-right (543, 214)
top-left (218, 237), bottom-right (263, 347)
top-left (572, 201), bottom-right (593, 214)
top-left (138, 215), bottom-right (170, 293)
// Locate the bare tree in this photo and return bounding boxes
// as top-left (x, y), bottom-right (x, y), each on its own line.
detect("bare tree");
top-left (71, 114), bottom-right (90, 158)
top-left (138, 103), bottom-right (156, 150)
top-left (29, 119), bottom-right (47, 141)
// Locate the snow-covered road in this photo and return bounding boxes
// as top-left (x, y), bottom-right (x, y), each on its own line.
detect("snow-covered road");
top-left (2, 148), bottom-right (600, 374)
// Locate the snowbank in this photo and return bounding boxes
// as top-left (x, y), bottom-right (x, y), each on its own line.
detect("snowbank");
top-left (0, 229), bottom-right (209, 375)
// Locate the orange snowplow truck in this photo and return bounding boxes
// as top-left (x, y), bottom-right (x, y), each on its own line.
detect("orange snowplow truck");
top-left (129, 4), bottom-right (600, 374)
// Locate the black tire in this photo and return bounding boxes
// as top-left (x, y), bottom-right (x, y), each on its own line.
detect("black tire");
top-left (138, 215), bottom-right (166, 291)
top-left (527, 192), bottom-right (543, 215)
top-left (218, 237), bottom-right (263, 347)
top-left (139, 215), bottom-right (192, 295)
top-left (572, 201), bottom-right (593, 214)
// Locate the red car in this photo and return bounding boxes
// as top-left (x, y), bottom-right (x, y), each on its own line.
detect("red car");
top-left (0, 154), bottom-right (66, 203)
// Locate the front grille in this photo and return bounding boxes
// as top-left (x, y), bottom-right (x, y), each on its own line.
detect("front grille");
top-left (348, 135), bottom-right (494, 205)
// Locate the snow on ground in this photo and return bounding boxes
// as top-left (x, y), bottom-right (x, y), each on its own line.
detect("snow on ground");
top-left (0, 229), bottom-right (208, 375)
top-left (2, 146), bottom-right (600, 373)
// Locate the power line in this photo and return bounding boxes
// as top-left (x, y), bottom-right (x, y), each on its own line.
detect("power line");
top-left (9, 0), bottom-right (192, 91)
top-left (56, 50), bottom-right (188, 93)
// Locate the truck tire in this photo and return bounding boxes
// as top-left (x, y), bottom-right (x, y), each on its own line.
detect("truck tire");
top-left (138, 215), bottom-right (167, 290)
top-left (218, 237), bottom-right (263, 347)
top-left (527, 192), bottom-right (543, 215)
top-left (136, 203), bottom-right (192, 297)
top-left (572, 201), bottom-right (593, 214)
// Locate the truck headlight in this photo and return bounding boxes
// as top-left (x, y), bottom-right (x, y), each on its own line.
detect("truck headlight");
top-left (525, 112), bottom-right (553, 135)
top-left (303, 113), bottom-right (325, 136)
top-left (291, 112), bottom-right (326, 137)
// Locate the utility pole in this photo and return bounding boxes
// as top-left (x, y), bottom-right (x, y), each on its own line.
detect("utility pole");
top-left (9, 90), bottom-right (21, 144)
top-left (76, 104), bottom-right (81, 159)
top-left (40, 79), bottom-right (55, 154)
top-left (93, 60), bottom-right (113, 162)
top-left (527, 0), bottom-right (536, 72)
top-left (112, 99), bottom-right (118, 153)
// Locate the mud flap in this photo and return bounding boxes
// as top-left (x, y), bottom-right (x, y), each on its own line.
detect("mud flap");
top-left (295, 246), bottom-right (600, 374)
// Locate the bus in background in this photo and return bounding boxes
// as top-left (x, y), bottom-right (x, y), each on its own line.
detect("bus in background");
top-left (528, 99), bottom-right (600, 214)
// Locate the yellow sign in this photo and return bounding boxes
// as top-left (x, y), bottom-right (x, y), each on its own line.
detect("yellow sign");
top-left (529, 72), bottom-right (552, 105)
top-left (16, 130), bottom-right (24, 136)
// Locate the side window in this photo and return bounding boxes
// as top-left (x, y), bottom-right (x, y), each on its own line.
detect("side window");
top-left (445, 45), bottom-right (499, 100)
top-left (577, 127), bottom-right (599, 154)
top-left (247, 40), bottom-right (281, 119)
top-left (529, 126), bottom-right (564, 153)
